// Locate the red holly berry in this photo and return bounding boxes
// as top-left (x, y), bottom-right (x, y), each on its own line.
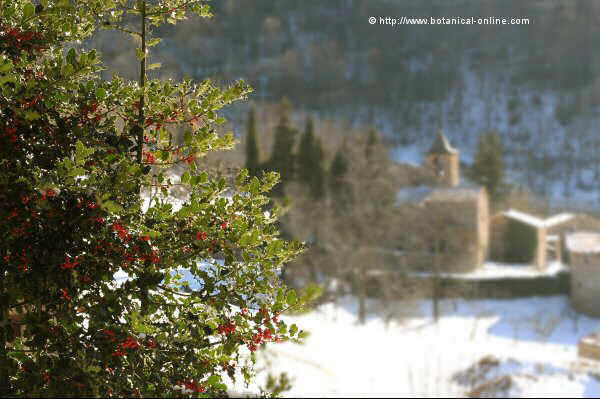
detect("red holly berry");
top-left (60, 288), bottom-right (71, 301)
top-left (144, 152), bottom-right (156, 164)
top-left (196, 231), bottom-right (207, 241)
top-left (111, 349), bottom-right (126, 357)
top-left (120, 336), bottom-right (139, 350)
top-left (40, 188), bottom-right (55, 200)
top-left (60, 256), bottom-right (79, 270)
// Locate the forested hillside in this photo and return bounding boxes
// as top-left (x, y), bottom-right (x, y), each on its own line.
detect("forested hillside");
top-left (91, 0), bottom-right (600, 208)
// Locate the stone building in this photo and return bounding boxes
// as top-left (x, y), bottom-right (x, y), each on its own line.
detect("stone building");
top-left (567, 232), bottom-right (600, 317)
top-left (425, 131), bottom-right (461, 188)
top-left (489, 210), bottom-right (573, 270)
top-left (396, 131), bottom-right (489, 272)
top-left (397, 131), bottom-right (579, 274)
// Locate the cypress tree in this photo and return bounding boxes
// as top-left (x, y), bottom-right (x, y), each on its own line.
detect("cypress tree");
top-left (268, 98), bottom-right (297, 195)
top-left (297, 117), bottom-right (325, 199)
top-left (365, 128), bottom-right (378, 161)
top-left (297, 117), bottom-right (315, 185)
top-left (329, 146), bottom-right (351, 206)
top-left (471, 131), bottom-right (505, 202)
top-left (245, 106), bottom-right (260, 177)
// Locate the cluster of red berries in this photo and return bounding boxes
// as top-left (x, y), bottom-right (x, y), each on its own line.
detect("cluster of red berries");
top-left (217, 321), bottom-right (236, 335)
top-left (80, 102), bottom-right (102, 124)
top-left (247, 327), bottom-right (283, 352)
top-left (60, 255), bottom-right (80, 270)
top-left (0, 25), bottom-right (46, 56)
top-left (40, 188), bottom-right (56, 201)
top-left (143, 151), bottom-right (156, 164)
top-left (111, 222), bottom-right (131, 241)
top-left (60, 288), bottom-right (71, 301)
top-left (120, 336), bottom-right (140, 350)
top-left (178, 380), bottom-right (206, 393)
top-left (196, 231), bottom-right (207, 241)
top-left (110, 335), bottom-right (140, 357)
top-left (243, 308), bottom-right (285, 352)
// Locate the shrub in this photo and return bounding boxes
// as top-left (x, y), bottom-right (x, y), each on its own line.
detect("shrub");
top-left (0, 1), bottom-right (303, 396)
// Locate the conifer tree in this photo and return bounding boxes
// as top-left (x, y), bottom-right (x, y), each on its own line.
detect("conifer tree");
top-left (311, 137), bottom-right (326, 199)
top-left (365, 128), bottom-right (378, 161)
top-left (245, 106), bottom-right (260, 177)
top-left (268, 98), bottom-right (297, 195)
top-left (329, 146), bottom-right (351, 206)
top-left (471, 130), bottom-right (505, 202)
top-left (297, 117), bottom-right (325, 199)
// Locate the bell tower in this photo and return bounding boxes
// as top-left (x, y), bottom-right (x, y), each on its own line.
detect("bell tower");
top-left (425, 130), bottom-right (460, 187)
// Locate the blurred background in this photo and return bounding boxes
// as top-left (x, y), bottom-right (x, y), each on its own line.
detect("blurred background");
top-left (92, 1), bottom-right (600, 396)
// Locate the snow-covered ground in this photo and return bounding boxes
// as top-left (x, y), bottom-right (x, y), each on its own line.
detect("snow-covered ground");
top-left (234, 296), bottom-right (600, 397)
top-left (414, 261), bottom-right (568, 281)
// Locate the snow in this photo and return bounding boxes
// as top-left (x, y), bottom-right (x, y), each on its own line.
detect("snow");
top-left (414, 261), bottom-right (568, 280)
top-left (503, 209), bottom-right (574, 229)
top-left (566, 233), bottom-right (600, 255)
top-left (233, 296), bottom-right (600, 398)
top-left (546, 214), bottom-right (577, 229)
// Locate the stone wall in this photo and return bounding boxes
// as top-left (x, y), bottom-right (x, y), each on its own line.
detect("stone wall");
top-left (425, 153), bottom-right (460, 188)
top-left (570, 251), bottom-right (600, 317)
top-left (476, 189), bottom-right (490, 267)
top-left (578, 333), bottom-right (600, 361)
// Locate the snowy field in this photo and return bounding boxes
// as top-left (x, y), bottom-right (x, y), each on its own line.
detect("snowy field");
top-left (235, 296), bottom-right (600, 398)
top-left (414, 261), bottom-right (568, 280)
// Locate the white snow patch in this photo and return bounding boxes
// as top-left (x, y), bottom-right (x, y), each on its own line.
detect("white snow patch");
top-left (232, 295), bottom-right (600, 397)
top-left (414, 261), bottom-right (568, 281)
top-left (566, 233), bottom-right (600, 255)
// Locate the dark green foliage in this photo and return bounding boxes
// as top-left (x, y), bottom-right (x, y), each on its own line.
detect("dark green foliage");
top-left (297, 117), bottom-right (325, 199)
top-left (504, 220), bottom-right (538, 263)
top-left (0, 1), bottom-right (304, 397)
top-left (329, 147), bottom-right (351, 206)
top-left (365, 128), bottom-right (378, 161)
top-left (267, 99), bottom-right (297, 196)
top-left (245, 106), bottom-right (260, 177)
top-left (471, 131), bottom-right (505, 202)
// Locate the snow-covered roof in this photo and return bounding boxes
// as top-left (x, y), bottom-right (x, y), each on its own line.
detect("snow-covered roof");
top-left (427, 130), bottom-right (458, 155)
top-left (424, 186), bottom-right (482, 202)
top-left (545, 213), bottom-right (576, 228)
top-left (503, 209), bottom-right (574, 229)
top-left (396, 185), bottom-right (482, 205)
top-left (566, 232), bottom-right (600, 254)
top-left (396, 185), bottom-right (434, 204)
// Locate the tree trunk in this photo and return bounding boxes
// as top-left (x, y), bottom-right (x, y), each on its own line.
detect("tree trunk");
top-left (432, 240), bottom-right (440, 323)
top-left (357, 269), bottom-right (366, 325)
